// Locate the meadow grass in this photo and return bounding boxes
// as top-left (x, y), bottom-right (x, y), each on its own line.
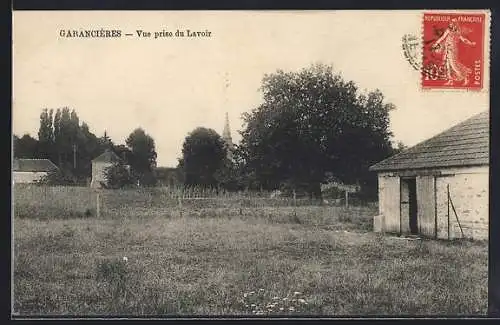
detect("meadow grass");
top-left (13, 203), bottom-right (487, 316)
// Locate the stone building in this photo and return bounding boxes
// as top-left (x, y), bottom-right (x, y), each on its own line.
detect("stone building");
top-left (90, 149), bottom-right (122, 188)
top-left (369, 111), bottom-right (489, 240)
top-left (13, 158), bottom-right (58, 184)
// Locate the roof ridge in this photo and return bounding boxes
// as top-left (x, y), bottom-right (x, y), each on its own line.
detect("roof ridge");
top-left (370, 110), bottom-right (489, 171)
top-left (92, 149), bottom-right (122, 162)
top-left (404, 110), bottom-right (487, 150)
top-left (13, 158), bottom-right (59, 172)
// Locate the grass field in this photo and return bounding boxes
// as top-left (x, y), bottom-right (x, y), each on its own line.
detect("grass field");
top-left (13, 198), bottom-right (488, 316)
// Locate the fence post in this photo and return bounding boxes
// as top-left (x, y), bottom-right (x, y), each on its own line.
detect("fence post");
top-left (178, 194), bottom-right (183, 217)
top-left (96, 191), bottom-right (100, 218)
top-left (293, 189), bottom-right (297, 217)
top-left (345, 190), bottom-right (349, 208)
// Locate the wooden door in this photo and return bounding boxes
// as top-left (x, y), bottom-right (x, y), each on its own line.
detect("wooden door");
top-left (380, 176), bottom-right (400, 233)
top-left (416, 176), bottom-right (436, 237)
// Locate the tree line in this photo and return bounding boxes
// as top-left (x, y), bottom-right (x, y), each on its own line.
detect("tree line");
top-left (178, 64), bottom-right (406, 200)
top-left (14, 107), bottom-right (157, 186)
top-left (14, 63), bottom-right (405, 199)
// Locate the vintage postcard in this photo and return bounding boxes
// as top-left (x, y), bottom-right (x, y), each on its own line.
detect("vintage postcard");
top-left (12, 10), bottom-right (491, 317)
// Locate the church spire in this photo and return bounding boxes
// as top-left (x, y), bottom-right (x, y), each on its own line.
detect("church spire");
top-left (222, 112), bottom-right (234, 159)
top-left (222, 112), bottom-right (232, 143)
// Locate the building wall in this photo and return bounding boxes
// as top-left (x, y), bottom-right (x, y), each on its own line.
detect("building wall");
top-left (90, 162), bottom-right (112, 188)
top-left (435, 166), bottom-right (488, 240)
top-left (376, 165), bottom-right (488, 240)
top-left (13, 171), bottom-right (48, 184)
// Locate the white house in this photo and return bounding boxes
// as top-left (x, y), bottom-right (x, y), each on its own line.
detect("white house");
top-left (369, 111), bottom-right (489, 240)
top-left (13, 158), bottom-right (59, 184)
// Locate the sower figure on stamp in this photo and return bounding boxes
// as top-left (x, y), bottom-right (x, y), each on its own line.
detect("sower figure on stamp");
top-left (431, 18), bottom-right (476, 86)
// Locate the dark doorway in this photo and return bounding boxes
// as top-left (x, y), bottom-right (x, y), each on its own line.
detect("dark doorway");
top-left (406, 178), bottom-right (418, 234)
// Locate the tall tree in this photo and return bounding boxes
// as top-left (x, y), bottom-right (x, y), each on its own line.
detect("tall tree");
top-left (239, 63), bottom-right (395, 198)
top-left (112, 144), bottom-right (133, 164)
top-left (77, 122), bottom-right (101, 178)
top-left (180, 127), bottom-right (226, 188)
top-left (125, 128), bottom-right (157, 186)
top-left (53, 108), bottom-right (62, 165)
top-left (59, 107), bottom-right (72, 166)
top-left (37, 108), bottom-right (54, 159)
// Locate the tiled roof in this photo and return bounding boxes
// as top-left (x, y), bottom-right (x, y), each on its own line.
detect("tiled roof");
top-left (369, 110), bottom-right (489, 172)
top-left (92, 150), bottom-right (121, 163)
top-left (13, 159), bottom-right (59, 172)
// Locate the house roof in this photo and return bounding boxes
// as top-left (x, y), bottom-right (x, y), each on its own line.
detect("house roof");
top-left (369, 110), bottom-right (489, 172)
top-left (92, 150), bottom-right (121, 163)
top-left (13, 159), bottom-right (59, 172)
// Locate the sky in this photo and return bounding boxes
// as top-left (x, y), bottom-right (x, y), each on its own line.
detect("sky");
top-left (12, 10), bottom-right (490, 167)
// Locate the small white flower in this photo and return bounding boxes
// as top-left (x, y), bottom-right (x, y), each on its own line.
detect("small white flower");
top-left (298, 298), bottom-right (307, 304)
top-left (279, 307), bottom-right (284, 311)
top-left (259, 288), bottom-right (264, 292)
top-left (289, 307), bottom-right (295, 311)
top-left (272, 296), bottom-right (279, 300)
top-left (249, 291), bottom-right (255, 295)
top-left (282, 297), bottom-right (288, 301)
top-left (123, 256), bottom-right (128, 262)
top-left (293, 291), bottom-right (301, 296)
top-left (251, 304), bottom-right (256, 307)
top-left (243, 293), bottom-right (248, 298)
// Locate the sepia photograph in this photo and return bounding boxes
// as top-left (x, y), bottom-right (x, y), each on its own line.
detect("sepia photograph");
top-left (12, 9), bottom-right (490, 317)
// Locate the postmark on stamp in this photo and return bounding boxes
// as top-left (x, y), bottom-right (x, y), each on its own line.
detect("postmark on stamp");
top-left (421, 12), bottom-right (486, 90)
top-left (402, 33), bottom-right (422, 72)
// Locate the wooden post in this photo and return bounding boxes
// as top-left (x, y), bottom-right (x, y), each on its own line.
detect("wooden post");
top-left (345, 190), bottom-right (349, 208)
top-left (449, 192), bottom-right (465, 239)
top-left (96, 192), bottom-right (100, 218)
top-left (178, 194), bottom-right (183, 217)
top-left (293, 189), bottom-right (297, 217)
top-left (447, 184), bottom-right (450, 240)
top-left (72, 144), bottom-right (77, 170)
top-left (434, 177), bottom-right (438, 239)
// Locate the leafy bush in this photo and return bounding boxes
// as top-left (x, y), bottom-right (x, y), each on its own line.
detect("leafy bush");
top-left (103, 162), bottom-right (136, 189)
top-left (37, 169), bottom-right (79, 186)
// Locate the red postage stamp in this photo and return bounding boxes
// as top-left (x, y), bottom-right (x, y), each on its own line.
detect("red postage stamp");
top-left (422, 12), bottom-right (486, 90)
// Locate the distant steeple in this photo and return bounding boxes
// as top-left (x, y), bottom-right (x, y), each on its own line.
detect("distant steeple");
top-left (222, 112), bottom-right (232, 143)
top-left (101, 130), bottom-right (113, 150)
top-left (222, 112), bottom-right (234, 159)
